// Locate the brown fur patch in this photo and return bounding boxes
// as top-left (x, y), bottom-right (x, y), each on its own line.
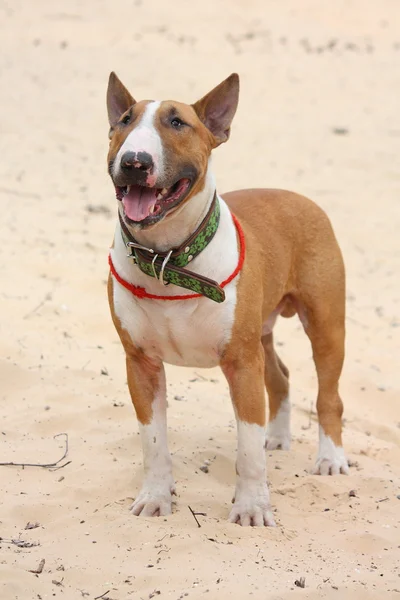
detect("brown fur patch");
top-left (262, 332), bottom-right (289, 422)
top-left (221, 189), bottom-right (345, 442)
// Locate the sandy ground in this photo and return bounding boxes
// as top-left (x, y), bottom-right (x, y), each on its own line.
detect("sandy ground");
top-left (1, 0), bottom-right (399, 598)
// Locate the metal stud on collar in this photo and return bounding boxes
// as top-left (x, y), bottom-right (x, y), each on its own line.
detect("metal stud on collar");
top-left (126, 241), bottom-right (155, 254)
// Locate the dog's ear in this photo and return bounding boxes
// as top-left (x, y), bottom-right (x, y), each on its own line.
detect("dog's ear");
top-left (192, 73), bottom-right (239, 146)
top-left (107, 72), bottom-right (136, 128)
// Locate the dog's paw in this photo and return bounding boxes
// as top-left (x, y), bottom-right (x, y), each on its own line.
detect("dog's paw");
top-left (265, 397), bottom-right (291, 451)
top-left (228, 484), bottom-right (275, 527)
top-left (229, 501), bottom-right (276, 527)
top-left (313, 455), bottom-right (349, 476)
top-left (265, 430), bottom-right (291, 451)
top-left (130, 483), bottom-right (175, 517)
top-left (313, 430), bottom-right (349, 475)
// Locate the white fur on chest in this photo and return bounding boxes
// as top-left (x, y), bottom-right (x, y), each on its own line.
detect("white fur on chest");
top-left (110, 197), bottom-right (239, 368)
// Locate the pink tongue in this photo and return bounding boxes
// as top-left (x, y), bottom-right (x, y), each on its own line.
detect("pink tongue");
top-left (122, 185), bottom-right (158, 221)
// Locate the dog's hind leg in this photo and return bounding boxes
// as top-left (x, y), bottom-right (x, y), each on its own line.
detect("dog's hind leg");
top-left (302, 307), bottom-right (348, 475)
top-left (296, 250), bottom-right (349, 475)
top-left (262, 332), bottom-right (290, 450)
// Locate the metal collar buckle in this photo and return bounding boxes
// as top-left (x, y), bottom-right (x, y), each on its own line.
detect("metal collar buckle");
top-left (151, 250), bottom-right (172, 286)
top-left (126, 240), bottom-right (155, 263)
top-left (126, 241), bottom-right (172, 286)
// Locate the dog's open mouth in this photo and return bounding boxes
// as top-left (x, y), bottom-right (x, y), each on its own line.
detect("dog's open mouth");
top-left (115, 178), bottom-right (191, 223)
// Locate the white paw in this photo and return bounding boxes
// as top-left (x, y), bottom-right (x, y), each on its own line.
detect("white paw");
top-left (313, 456), bottom-right (349, 475)
top-left (313, 428), bottom-right (349, 475)
top-left (130, 482), bottom-right (175, 517)
top-left (228, 483), bottom-right (275, 527)
top-left (265, 397), bottom-right (291, 450)
top-left (265, 429), bottom-right (291, 451)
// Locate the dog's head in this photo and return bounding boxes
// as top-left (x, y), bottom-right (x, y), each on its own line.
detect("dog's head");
top-left (106, 73), bottom-right (239, 228)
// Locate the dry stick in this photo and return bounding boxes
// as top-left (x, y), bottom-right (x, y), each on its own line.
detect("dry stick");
top-left (49, 460), bottom-right (71, 472)
top-left (0, 538), bottom-right (39, 548)
top-left (0, 433), bottom-right (69, 469)
top-left (30, 558), bottom-right (45, 574)
top-left (188, 505), bottom-right (206, 528)
top-left (94, 591), bottom-right (111, 600)
top-left (23, 292), bottom-right (52, 320)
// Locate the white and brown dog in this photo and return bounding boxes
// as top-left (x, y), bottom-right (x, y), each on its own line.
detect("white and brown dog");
top-left (106, 72), bottom-right (349, 527)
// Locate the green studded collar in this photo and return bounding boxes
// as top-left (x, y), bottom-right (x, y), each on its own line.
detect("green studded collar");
top-left (119, 192), bottom-right (226, 303)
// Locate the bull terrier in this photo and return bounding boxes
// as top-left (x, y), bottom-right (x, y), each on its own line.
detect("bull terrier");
top-left (106, 72), bottom-right (348, 526)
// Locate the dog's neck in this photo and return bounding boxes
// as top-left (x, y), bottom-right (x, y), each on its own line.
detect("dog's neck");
top-left (120, 167), bottom-right (216, 253)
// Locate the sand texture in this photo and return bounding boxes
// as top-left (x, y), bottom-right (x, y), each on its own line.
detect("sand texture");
top-left (1, 0), bottom-right (399, 598)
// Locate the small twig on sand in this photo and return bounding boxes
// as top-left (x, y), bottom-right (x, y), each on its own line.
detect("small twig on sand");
top-left (188, 505), bottom-right (206, 528)
top-left (29, 558), bottom-right (45, 574)
top-left (0, 537), bottom-right (40, 548)
top-left (0, 433), bottom-right (69, 469)
top-left (94, 591), bottom-right (111, 600)
top-left (23, 292), bottom-right (52, 320)
top-left (49, 460), bottom-right (71, 471)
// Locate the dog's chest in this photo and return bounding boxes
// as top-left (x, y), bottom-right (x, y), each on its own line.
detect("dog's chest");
top-left (110, 197), bottom-right (240, 368)
top-left (113, 286), bottom-right (237, 367)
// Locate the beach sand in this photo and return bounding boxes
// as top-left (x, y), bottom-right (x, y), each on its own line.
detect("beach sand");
top-left (0, 0), bottom-right (399, 598)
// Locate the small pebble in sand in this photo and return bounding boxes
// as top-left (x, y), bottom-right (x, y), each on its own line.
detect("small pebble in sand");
top-left (294, 577), bottom-right (306, 588)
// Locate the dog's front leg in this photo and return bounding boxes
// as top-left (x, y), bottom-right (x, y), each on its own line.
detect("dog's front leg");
top-left (222, 346), bottom-right (275, 527)
top-left (125, 352), bottom-right (175, 517)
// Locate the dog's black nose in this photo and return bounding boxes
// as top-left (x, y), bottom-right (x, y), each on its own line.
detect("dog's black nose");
top-left (120, 151), bottom-right (154, 173)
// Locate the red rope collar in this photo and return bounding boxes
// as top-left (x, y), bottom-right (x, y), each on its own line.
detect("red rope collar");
top-left (108, 213), bottom-right (246, 301)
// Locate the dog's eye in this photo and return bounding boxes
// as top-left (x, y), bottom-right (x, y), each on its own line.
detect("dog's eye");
top-left (170, 117), bottom-right (185, 129)
top-left (121, 114), bottom-right (131, 125)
